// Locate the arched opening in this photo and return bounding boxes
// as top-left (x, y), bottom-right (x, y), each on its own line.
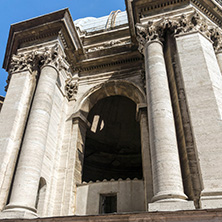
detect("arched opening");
top-left (82, 95), bottom-right (143, 182)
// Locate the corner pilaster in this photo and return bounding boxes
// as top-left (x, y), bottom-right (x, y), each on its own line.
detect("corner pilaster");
top-left (173, 13), bottom-right (222, 210)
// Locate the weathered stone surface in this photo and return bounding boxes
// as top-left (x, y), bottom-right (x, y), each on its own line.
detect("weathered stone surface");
top-left (2, 209), bottom-right (222, 222)
top-left (1, 0), bottom-right (222, 220)
top-left (0, 70), bottom-right (36, 211)
top-left (176, 32), bottom-right (222, 208)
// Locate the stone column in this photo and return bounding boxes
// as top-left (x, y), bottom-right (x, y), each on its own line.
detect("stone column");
top-left (0, 68), bottom-right (37, 211)
top-left (6, 65), bottom-right (58, 215)
top-left (4, 44), bottom-right (65, 217)
top-left (144, 39), bottom-right (187, 203)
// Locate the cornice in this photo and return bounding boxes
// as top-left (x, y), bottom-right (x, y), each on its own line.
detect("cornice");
top-left (3, 9), bottom-right (83, 73)
top-left (190, 0), bottom-right (222, 26)
top-left (133, 0), bottom-right (222, 26)
top-left (73, 55), bottom-right (143, 72)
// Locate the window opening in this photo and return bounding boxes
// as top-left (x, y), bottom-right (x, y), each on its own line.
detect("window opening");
top-left (99, 194), bottom-right (117, 214)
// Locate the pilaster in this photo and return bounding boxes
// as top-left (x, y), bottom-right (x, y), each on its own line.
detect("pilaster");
top-left (137, 104), bottom-right (153, 208)
top-left (60, 111), bottom-right (90, 215)
top-left (169, 12), bottom-right (222, 209)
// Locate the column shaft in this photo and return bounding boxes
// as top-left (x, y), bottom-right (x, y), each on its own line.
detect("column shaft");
top-left (7, 65), bottom-right (58, 212)
top-left (0, 71), bottom-right (36, 211)
top-left (144, 40), bottom-right (186, 202)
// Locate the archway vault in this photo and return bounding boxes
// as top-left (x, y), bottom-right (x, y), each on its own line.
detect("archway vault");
top-left (83, 95), bottom-right (143, 182)
top-left (71, 79), bottom-right (152, 213)
top-left (74, 80), bottom-right (146, 118)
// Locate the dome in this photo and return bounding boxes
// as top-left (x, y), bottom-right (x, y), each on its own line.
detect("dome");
top-left (74, 10), bottom-right (128, 33)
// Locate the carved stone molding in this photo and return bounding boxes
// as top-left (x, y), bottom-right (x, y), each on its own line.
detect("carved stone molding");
top-left (135, 11), bottom-right (222, 53)
top-left (136, 21), bottom-right (164, 53)
top-left (140, 70), bottom-right (146, 92)
top-left (86, 39), bottom-right (131, 53)
top-left (210, 28), bottom-right (222, 53)
top-left (137, 0), bottom-right (222, 28)
top-left (9, 44), bottom-right (70, 74)
top-left (65, 76), bottom-right (79, 101)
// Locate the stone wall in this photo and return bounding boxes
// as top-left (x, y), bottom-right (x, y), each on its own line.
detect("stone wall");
top-left (2, 209), bottom-right (222, 222)
top-left (75, 179), bottom-right (145, 215)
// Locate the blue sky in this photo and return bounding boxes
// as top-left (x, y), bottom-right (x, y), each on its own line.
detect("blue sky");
top-left (0, 0), bottom-right (126, 96)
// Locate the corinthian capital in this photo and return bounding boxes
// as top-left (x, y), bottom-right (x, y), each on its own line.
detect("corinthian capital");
top-left (9, 44), bottom-right (70, 73)
top-left (135, 11), bottom-right (220, 54)
top-left (10, 51), bottom-right (36, 73)
top-left (136, 21), bottom-right (164, 53)
top-left (172, 12), bottom-right (210, 38)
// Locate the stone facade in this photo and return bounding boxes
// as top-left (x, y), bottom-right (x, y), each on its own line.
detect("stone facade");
top-left (0, 0), bottom-right (222, 221)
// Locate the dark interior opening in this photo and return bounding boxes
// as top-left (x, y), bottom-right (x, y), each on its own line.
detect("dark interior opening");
top-left (99, 194), bottom-right (117, 214)
top-left (82, 95), bottom-right (142, 182)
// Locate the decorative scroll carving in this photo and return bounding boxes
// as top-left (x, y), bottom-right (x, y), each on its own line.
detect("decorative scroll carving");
top-left (136, 21), bottom-right (164, 53)
top-left (135, 11), bottom-right (222, 53)
top-left (9, 44), bottom-right (69, 73)
top-left (65, 76), bottom-right (79, 100)
top-left (140, 70), bottom-right (146, 93)
top-left (210, 28), bottom-right (222, 53)
top-left (172, 12), bottom-right (211, 37)
top-left (10, 52), bottom-right (36, 73)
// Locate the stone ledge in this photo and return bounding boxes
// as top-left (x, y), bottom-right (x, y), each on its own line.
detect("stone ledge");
top-left (1, 209), bottom-right (222, 222)
top-left (148, 200), bottom-right (195, 212)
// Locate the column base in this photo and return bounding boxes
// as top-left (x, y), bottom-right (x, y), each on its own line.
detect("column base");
top-left (0, 205), bottom-right (37, 219)
top-left (148, 200), bottom-right (195, 212)
top-left (200, 194), bottom-right (222, 209)
top-left (151, 191), bottom-right (187, 202)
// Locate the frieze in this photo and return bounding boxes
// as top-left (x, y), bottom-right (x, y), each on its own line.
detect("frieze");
top-left (136, 11), bottom-right (222, 53)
